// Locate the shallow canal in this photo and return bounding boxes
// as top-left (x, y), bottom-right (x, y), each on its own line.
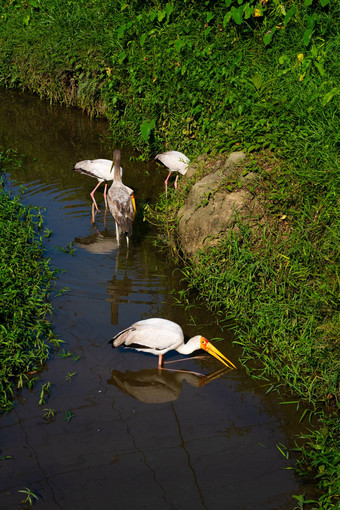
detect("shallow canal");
top-left (0, 88), bottom-right (315, 509)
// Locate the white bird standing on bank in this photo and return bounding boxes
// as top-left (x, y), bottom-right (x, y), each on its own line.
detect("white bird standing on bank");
top-left (109, 318), bottom-right (236, 369)
top-left (155, 151), bottom-right (189, 196)
top-left (107, 149), bottom-right (135, 247)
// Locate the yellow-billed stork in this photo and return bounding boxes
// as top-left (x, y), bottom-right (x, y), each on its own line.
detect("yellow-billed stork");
top-left (155, 151), bottom-right (189, 196)
top-left (74, 156), bottom-right (135, 213)
top-left (109, 318), bottom-right (236, 369)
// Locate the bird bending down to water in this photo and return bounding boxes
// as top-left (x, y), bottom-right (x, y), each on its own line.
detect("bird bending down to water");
top-left (107, 149), bottom-right (135, 247)
top-left (155, 151), bottom-right (189, 196)
top-left (109, 318), bottom-right (236, 369)
top-left (74, 156), bottom-right (135, 213)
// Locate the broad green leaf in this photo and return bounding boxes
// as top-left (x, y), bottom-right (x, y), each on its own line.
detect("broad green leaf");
top-left (118, 51), bottom-right (127, 64)
top-left (314, 61), bottom-right (325, 76)
top-left (158, 10), bottom-right (166, 22)
top-left (175, 39), bottom-right (184, 52)
top-left (264, 28), bottom-right (276, 46)
top-left (251, 73), bottom-right (263, 90)
top-left (306, 14), bottom-right (316, 29)
top-left (279, 55), bottom-right (288, 64)
top-left (284, 5), bottom-right (296, 25)
top-left (140, 119), bottom-right (156, 141)
top-left (206, 12), bottom-right (215, 23)
top-left (231, 6), bottom-right (243, 25)
top-left (303, 28), bottom-right (313, 46)
top-left (304, 0), bottom-right (313, 5)
top-left (320, 0), bottom-right (329, 5)
top-left (244, 3), bottom-right (254, 19)
top-left (140, 33), bottom-right (147, 47)
top-left (117, 26), bottom-right (125, 40)
top-left (322, 88), bottom-right (339, 106)
top-left (165, 3), bottom-right (173, 22)
top-left (223, 11), bottom-right (232, 26)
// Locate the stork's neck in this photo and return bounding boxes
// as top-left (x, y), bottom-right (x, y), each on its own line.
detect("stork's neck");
top-left (176, 335), bottom-right (202, 355)
top-left (113, 150), bottom-right (122, 182)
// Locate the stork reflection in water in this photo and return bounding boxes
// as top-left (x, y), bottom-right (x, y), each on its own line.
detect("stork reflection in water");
top-left (108, 367), bottom-right (229, 404)
top-left (75, 226), bottom-right (118, 255)
top-left (109, 318), bottom-right (236, 369)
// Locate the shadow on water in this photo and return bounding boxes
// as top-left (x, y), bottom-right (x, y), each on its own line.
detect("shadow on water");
top-left (0, 88), bottom-right (318, 509)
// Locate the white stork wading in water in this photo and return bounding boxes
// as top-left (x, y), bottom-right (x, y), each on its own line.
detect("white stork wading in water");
top-left (73, 156), bottom-right (135, 214)
top-left (109, 318), bottom-right (236, 369)
top-left (107, 150), bottom-right (135, 248)
top-left (155, 151), bottom-right (189, 196)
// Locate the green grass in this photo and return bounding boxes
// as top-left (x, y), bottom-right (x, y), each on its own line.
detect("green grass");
top-left (146, 151), bottom-right (339, 508)
top-left (0, 0), bottom-right (339, 506)
top-left (0, 151), bottom-right (60, 411)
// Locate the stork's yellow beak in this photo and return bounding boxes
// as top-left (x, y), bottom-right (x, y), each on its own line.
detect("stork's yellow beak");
top-left (130, 193), bottom-right (136, 218)
top-left (200, 337), bottom-right (236, 369)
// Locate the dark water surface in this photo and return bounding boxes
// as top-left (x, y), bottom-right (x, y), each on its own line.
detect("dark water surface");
top-left (0, 89), bottom-right (314, 509)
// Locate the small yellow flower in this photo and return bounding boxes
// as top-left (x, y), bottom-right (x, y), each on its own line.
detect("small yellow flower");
top-left (297, 53), bottom-right (304, 62)
top-left (254, 8), bottom-right (261, 16)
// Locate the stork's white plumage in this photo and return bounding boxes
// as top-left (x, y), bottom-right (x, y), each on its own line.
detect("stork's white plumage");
top-left (107, 150), bottom-right (135, 247)
top-left (74, 157), bottom-right (134, 212)
top-left (109, 318), bottom-right (236, 369)
top-left (155, 151), bottom-right (189, 195)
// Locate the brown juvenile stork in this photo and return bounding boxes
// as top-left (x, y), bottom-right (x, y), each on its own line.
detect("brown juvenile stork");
top-left (107, 150), bottom-right (135, 247)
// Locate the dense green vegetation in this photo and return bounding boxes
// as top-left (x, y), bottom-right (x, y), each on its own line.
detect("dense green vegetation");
top-left (148, 150), bottom-right (339, 507)
top-left (0, 151), bottom-right (59, 411)
top-left (0, 0), bottom-right (339, 507)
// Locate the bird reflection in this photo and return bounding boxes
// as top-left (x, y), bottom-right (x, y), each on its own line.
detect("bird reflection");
top-left (75, 225), bottom-right (118, 255)
top-left (107, 269), bottom-right (132, 325)
top-left (75, 226), bottom-right (133, 325)
top-left (107, 367), bottom-right (229, 404)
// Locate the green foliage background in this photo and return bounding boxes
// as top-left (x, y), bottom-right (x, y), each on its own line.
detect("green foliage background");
top-left (0, 152), bottom-right (58, 411)
top-left (0, 0), bottom-right (339, 506)
top-left (0, 0), bottom-right (338, 159)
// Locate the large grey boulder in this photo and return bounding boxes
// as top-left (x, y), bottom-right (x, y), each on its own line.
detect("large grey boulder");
top-left (177, 152), bottom-right (261, 257)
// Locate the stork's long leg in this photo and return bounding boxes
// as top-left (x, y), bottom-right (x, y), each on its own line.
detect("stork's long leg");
top-left (90, 181), bottom-right (103, 211)
top-left (115, 221), bottom-right (120, 246)
top-left (158, 354), bottom-right (164, 368)
top-left (164, 171), bottom-right (172, 197)
top-left (164, 356), bottom-right (209, 364)
top-left (103, 182), bottom-right (108, 210)
top-left (91, 203), bottom-right (96, 224)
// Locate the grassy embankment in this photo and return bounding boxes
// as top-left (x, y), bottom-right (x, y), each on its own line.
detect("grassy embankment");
top-left (0, 1), bottom-right (339, 507)
top-left (0, 151), bottom-right (60, 411)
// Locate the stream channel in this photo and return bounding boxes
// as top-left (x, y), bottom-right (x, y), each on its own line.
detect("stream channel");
top-left (0, 88), bottom-right (316, 509)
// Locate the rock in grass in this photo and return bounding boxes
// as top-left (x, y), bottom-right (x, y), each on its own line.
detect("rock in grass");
top-left (178, 151), bottom-right (261, 257)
